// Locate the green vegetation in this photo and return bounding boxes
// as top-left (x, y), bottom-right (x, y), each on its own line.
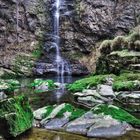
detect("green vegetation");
top-left (110, 50), bottom-right (140, 57)
top-left (126, 31), bottom-right (140, 42)
top-left (113, 81), bottom-right (140, 91)
top-left (42, 106), bottom-right (56, 119)
top-left (113, 73), bottom-right (140, 91)
top-left (92, 104), bottom-right (140, 125)
top-left (67, 75), bottom-right (114, 92)
top-left (41, 103), bottom-right (86, 121)
top-left (67, 72), bottom-right (140, 92)
top-left (0, 79), bottom-right (20, 92)
top-left (97, 30), bottom-right (140, 74)
top-left (100, 31), bottom-right (140, 54)
top-left (32, 41), bottom-right (43, 59)
top-left (30, 79), bottom-right (56, 93)
top-left (0, 95), bottom-right (33, 137)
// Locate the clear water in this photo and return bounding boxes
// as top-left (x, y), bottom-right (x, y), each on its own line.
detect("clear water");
top-left (14, 76), bottom-right (84, 110)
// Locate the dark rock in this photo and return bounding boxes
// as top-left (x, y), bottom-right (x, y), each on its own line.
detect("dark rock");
top-left (34, 62), bottom-right (89, 76)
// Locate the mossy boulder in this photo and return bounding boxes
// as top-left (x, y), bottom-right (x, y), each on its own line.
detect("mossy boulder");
top-left (91, 104), bottom-right (140, 126)
top-left (34, 103), bottom-right (86, 123)
top-left (67, 75), bottom-right (114, 93)
top-left (0, 79), bottom-right (20, 93)
top-left (113, 80), bottom-right (140, 91)
top-left (0, 95), bottom-right (33, 138)
top-left (30, 79), bottom-right (56, 93)
top-left (113, 73), bottom-right (140, 91)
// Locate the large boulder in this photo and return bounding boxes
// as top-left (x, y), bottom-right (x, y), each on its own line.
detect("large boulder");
top-left (91, 104), bottom-right (140, 126)
top-left (30, 79), bottom-right (56, 93)
top-left (0, 96), bottom-right (33, 138)
top-left (87, 116), bottom-right (131, 138)
top-left (34, 103), bottom-right (85, 128)
top-left (65, 112), bottom-right (96, 135)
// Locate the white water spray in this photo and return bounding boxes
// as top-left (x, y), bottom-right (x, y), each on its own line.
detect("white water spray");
top-left (53, 0), bottom-right (71, 85)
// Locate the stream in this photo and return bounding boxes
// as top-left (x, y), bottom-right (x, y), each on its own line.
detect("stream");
top-left (3, 76), bottom-right (139, 140)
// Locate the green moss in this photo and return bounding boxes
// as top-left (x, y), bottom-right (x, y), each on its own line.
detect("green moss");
top-left (112, 73), bottom-right (140, 91)
top-left (55, 104), bottom-right (85, 120)
top-left (67, 75), bottom-right (114, 92)
top-left (42, 106), bottom-right (55, 119)
top-left (0, 95), bottom-right (33, 137)
top-left (0, 79), bottom-right (20, 92)
top-left (113, 81), bottom-right (140, 91)
top-left (92, 104), bottom-right (140, 125)
top-left (41, 103), bottom-right (85, 121)
top-left (115, 73), bottom-right (140, 81)
top-left (69, 108), bottom-right (85, 120)
top-left (32, 41), bottom-right (43, 59)
top-left (30, 79), bottom-right (56, 93)
top-left (110, 50), bottom-right (140, 57)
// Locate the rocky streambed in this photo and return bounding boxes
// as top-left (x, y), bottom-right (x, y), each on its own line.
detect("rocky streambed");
top-left (1, 74), bottom-right (140, 139)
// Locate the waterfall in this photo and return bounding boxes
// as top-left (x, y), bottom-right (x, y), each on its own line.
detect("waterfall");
top-left (53, 0), bottom-right (71, 85)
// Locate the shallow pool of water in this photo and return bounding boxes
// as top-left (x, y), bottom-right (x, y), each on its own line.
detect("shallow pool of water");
top-left (16, 128), bottom-right (140, 140)
top-left (13, 76), bottom-right (85, 110)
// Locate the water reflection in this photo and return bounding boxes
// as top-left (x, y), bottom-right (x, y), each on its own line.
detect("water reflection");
top-left (14, 76), bottom-right (84, 110)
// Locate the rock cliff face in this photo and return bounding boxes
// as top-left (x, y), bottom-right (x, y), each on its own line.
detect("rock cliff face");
top-left (60, 0), bottom-right (140, 72)
top-left (0, 0), bottom-right (140, 76)
top-left (0, 0), bottom-right (50, 77)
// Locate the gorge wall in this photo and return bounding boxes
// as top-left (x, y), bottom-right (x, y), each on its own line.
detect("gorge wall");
top-left (0, 0), bottom-right (140, 77)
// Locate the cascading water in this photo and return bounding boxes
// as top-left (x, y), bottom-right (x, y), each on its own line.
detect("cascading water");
top-left (53, 0), bottom-right (71, 85)
top-left (51, 0), bottom-right (71, 103)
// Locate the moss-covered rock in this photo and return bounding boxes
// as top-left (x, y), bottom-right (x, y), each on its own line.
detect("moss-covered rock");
top-left (0, 68), bottom-right (17, 79)
top-left (30, 79), bottom-right (56, 93)
top-left (67, 75), bottom-right (115, 93)
top-left (0, 95), bottom-right (33, 138)
top-left (34, 103), bottom-right (86, 122)
top-left (91, 104), bottom-right (140, 126)
top-left (96, 30), bottom-right (140, 74)
top-left (0, 79), bottom-right (20, 93)
top-left (113, 73), bottom-right (140, 91)
top-left (113, 80), bottom-right (140, 91)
